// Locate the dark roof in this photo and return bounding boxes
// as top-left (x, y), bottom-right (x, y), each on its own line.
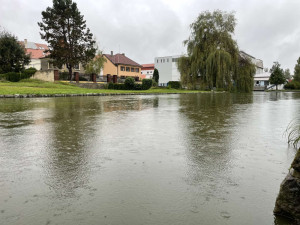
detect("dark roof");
top-left (104, 53), bottom-right (142, 67)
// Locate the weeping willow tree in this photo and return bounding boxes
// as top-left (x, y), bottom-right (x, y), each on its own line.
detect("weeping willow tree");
top-left (178, 10), bottom-right (255, 92)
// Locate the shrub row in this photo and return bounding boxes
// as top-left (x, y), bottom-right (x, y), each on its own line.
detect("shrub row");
top-left (284, 81), bottom-right (300, 90)
top-left (108, 78), bottom-right (152, 90)
top-left (168, 81), bottom-right (181, 89)
top-left (0, 68), bottom-right (37, 82)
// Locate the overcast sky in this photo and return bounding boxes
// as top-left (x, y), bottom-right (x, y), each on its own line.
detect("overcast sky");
top-left (1, 0), bottom-right (299, 72)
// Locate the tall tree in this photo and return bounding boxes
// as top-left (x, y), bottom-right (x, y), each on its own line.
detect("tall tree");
top-left (269, 62), bottom-right (285, 90)
top-left (153, 68), bottom-right (159, 83)
top-left (0, 31), bottom-right (30, 73)
top-left (284, 68), bottom-right (291, 81)
top-left (85, 50), bottom-right (106, 75)
top-left (178, 10), bottom-right (255, 92)
top-left (38, 0), bottom-right (96, 81)
top-left (294, 57), bottom-right (300, 82)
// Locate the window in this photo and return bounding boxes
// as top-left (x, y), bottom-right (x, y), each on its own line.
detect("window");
top-left (131, 67), bottom-right (134, 72)
top-left (161, 59), bottom-right (162, 63)
top-left (167, 59), bottom-right (169, 62)
top-left (126, 67), bottom-right (130, 72)
top-left (135, 68), bottom-right (139, 73)
top-left (121, 66), bottom-right (125, 71)
top-left (150, 71), bottom-right (152, 73)
top-left (163, 59), bottom-right (165, 63)
top-left (172, 58), bottom-right (178, 63)
top-left (147, 71), bottom-right (149, 74)
top-left (74, 64), bottom-right (80, 70)
top-left (157, 59), bottom-right (159, 63)
top-left (48, 63), bottom-right (53, 69)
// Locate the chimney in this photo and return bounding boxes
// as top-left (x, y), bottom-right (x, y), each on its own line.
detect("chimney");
top-left (122, 53), bottom-right (125, 56)
top-left (111, 51), bottom-right (113, 56)
top-left (24, 39), bottom-right (27, 48)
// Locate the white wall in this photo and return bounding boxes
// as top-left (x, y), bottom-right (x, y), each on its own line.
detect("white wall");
top-left (141, 69), bottom-right (154, 79)
top-left (26, 59), bottom-right (41, 70)
top-left (31, 70), bottom-right (54, 82)
top-left (154, 55), bottom-right (181, 86)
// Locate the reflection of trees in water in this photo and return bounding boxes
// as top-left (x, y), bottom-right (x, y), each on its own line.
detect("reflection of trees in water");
top-left (179, 93), bottom-right (253, 190)
top-left (45, 96), bottom-right (160, 198)
top-left (45, 97), bottom-right (103, 198)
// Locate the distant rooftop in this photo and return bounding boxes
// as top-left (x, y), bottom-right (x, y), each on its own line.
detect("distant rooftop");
top-left (104, 52), bottom-right (142, 67)
top-left (19, 39), bottom-right (49, 59)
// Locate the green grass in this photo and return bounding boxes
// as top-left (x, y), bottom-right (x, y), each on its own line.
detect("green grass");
top-left (0, 80), bottom-right (204, 95)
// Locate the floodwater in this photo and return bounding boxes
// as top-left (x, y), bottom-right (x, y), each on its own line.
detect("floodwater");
top-left (0, 92), bottom-right (300, 225)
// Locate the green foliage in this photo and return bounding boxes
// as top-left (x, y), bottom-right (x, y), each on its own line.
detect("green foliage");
top-left (134, 83), bottom-right (143, 90)
top-left (142, 79), bottom-right (153, 90)
top-left (284, 68), bottom-right (291, 80)
top-left (85, 50), bottom-right (106, 75)
top-left (269, 62), bottom-right (285, 90)
top-left (108, 83), bottom-right (126, 90)
top-left (294, 57), bottom-right (300, 82)
top-left (124, 77), bottom-right (135, 90)
top-left (168, 81), bottom-right (181, 89)
top-left (178, 10), bottom-right (255, 92)
top-left (284, 80), bottom-right (300, 90)
top-left (0, 31), bottom-right (30, 73)
top-left (235, 56), bottom-right (256, 92)
top-left (59, 72), bottom-right (69, 80)
top-left (153, 68), bottom-right (159, 83)
top-left (152, 80), bottom-right (158, 87)
top-left (1, 67), bottom-right (37, 82)
top-left (38, 0), bottom-right (96, 80)
top-left (285, 121), bottom-right (300, 148)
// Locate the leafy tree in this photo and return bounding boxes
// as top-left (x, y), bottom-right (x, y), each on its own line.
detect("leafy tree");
top-left (294, 57), bottom-right (300, 82)
top-left (0, 31), bottom-right (30, 73)
top-left (153, 68), bottom-right (159, 83)
top-left (38, 0), bottom-right (96, 81)
top-left (269, 62), bottom-right (285, 90)
top-left (284, 68), bottom-right (291, 81)
top-left (85, 50), bottom-right (106, 75)
top-left (178, 10), bottom-right (255, 92)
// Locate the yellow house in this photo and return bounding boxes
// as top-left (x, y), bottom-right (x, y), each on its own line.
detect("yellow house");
top-left (103, 51), bottom-right (142, 80)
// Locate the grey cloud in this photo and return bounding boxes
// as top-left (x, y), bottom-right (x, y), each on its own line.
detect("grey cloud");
top-left (0, 0), bottom-right (299, 71)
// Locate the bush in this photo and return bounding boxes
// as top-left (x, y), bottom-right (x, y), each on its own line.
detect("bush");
top-left (134, 83), bottom-right (143, 90)
top-left (59, 72), bottom-right (69, 80)
top-left (23, 67), bottom-right (37, 76)
top-left (108, 82), bottom-right (126, 90)
top-left (284, 81), bottom-right (300, 90)
top-left (152, 80), bottom-right (158, 87)
top-left (142, 79), bottom-right (152, 90)
top-left (168, 81), bottom-right (181, 89)
top-left (124, 77), bottom-right (135, 90)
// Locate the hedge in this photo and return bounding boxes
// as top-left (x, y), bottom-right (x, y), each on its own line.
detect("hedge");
top-left (168, 81), bottom-right (181, 89)
top-left (142, 79), bottom-right (152, 90)
top-left (0, 68), bottom-right (37, 82)
top-left (284, 81), bottom-right (300, 90)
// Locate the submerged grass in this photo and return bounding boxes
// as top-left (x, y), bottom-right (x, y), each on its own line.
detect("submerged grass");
top-left (0, 80), bottom-right (203, 95)
top-left (285, 120), bottom-right (300, 148)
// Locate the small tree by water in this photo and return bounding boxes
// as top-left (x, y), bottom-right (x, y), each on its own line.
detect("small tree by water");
top-left (269, 62), bottom-right (285, 90)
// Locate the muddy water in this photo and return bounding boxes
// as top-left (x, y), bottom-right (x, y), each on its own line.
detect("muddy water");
top-left (0, 92), bottom-right (300, 225)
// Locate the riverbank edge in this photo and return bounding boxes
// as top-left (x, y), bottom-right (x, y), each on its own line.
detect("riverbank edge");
top-left (0, 92), bottom-right (214, 98)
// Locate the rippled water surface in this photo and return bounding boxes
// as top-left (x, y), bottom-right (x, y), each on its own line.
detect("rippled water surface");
top-left (0, 92), bottom-right (300, 225)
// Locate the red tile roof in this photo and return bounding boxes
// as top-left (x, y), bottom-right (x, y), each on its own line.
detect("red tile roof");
top-left (104, 53), bottom-right (142, 67)
top-left (19, 41), bottom-right (49, 59)
top-left (142, 64), bottom-right (154, 70)
top-left (26, 49), bottom-right (48, 59)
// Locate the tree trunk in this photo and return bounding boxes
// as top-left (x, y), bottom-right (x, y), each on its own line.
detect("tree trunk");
top-left (69, 66), bottom-right (73, 82)
top-left (276, 85), bottom-right (278, 90)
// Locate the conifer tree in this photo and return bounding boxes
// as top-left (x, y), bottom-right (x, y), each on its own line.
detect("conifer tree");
top-left (294, 57), bottom-right (300, 82)
top-left (38, 0), bottom-right (96, 81)
top-left (269, 62), bottom-right (285, 90)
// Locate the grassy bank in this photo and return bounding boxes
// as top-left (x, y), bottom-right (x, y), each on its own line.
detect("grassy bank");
top-left (0, 80), bottom-right (203, 95)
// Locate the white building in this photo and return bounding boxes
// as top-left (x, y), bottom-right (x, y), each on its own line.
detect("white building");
top-left (141, 64), bottom-right (154, 79)
top-left (154, 55), bottom-right (182, 86)
top-left (254, 72), bottom-right (284, 90)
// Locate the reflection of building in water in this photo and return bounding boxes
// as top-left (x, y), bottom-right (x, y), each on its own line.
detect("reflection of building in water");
top-left (102, 99), bottom-right (143, 112)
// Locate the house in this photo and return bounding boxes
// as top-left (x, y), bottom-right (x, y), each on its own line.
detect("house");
top-left (254, 72), bottom-right (284, 90)
top-left (154, 55), bottom-right (182, 86)
top-left (20, 39), bottom-right (85, 74)
top-left (141, 64), bottom-right (154, 79)
top-left (102, 51), bottom-right (142, 80)
top-left (240, 51), bottom-right (264, 74)
top-left (19, 39), bottom-right (49, 70)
